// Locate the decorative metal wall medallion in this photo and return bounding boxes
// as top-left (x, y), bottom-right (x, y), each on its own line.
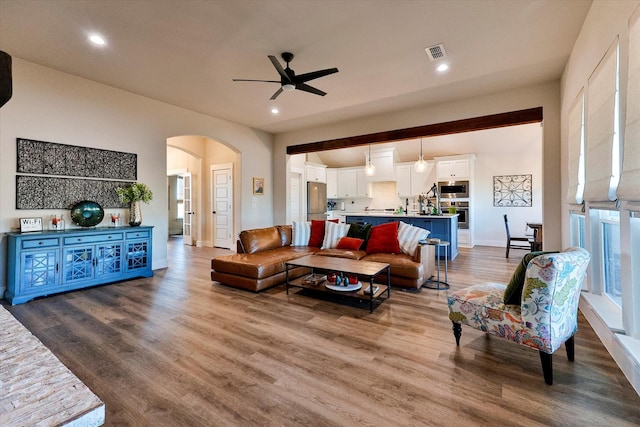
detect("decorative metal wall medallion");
top-left (493, 174), bottom-right (532, 207)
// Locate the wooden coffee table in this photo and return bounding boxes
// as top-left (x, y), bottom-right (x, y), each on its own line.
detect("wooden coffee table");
top-left (285, 255), bottom-right (390, 312)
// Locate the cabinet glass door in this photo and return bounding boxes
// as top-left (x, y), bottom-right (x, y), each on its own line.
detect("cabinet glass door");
top-left (21, 250), bottom-right (59, 290)
top-left (96, 243), bottom-right (123, 277)
top-left (126, 241), bottom-right (149, 271)
top-left (63, 247), bottom-right (94, 283)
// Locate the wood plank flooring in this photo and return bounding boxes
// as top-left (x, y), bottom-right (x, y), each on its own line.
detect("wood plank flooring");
top-left (4, 239), bottom-right (640, 426)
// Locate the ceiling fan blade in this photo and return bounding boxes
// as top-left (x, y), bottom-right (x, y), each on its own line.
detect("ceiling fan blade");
top-left (268, 55), bottom-right (292, 83)
top-left (294, 68), bottom-right (338, 83)
top-left (232, 79), bottom-right (281, 83)
top-left (270, 87), bottom-right (283, 100)
top-left (295, 83), bottom-right (326, 97)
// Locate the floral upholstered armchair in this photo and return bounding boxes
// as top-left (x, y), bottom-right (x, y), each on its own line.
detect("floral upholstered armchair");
top-left (447, 247), bottom-right (590, 385)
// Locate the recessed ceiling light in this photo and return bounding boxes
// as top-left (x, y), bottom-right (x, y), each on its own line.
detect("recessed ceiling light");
top-left (89, 34), bottom-right (106, 46)
top-left (436, 63), bottom-right (449, 72)
top-left (271, 107), bottom-right (279, 114)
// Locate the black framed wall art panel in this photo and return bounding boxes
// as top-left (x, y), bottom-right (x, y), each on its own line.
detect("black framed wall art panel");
top-left (16, 176), bottom-right (132, 209)
top-left (17, 138), bottom-right (137, 180)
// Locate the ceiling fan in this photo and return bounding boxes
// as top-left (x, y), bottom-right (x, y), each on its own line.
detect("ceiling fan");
top-left (233, 52), bottom-right (338, 100)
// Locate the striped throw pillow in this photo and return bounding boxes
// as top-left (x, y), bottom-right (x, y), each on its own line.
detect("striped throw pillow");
top-left (397, 221), bottom-right (429, 255)
top-left (321, 222), bottom-right (351, 249)
top-left (292, 221), bottom-right (311, 246)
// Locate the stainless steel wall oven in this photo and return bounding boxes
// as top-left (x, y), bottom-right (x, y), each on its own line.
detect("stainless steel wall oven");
top-left (441, 201), bottom-right (469, 229)
top-left (438, 180), bottom-right (469, 198)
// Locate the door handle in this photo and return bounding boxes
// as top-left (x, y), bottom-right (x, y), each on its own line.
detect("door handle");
top-left (212, 211), bottom-right (216, 214)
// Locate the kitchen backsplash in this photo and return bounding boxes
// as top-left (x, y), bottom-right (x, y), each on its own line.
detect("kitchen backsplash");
top-left (330, 181), bottom-right (417, 212)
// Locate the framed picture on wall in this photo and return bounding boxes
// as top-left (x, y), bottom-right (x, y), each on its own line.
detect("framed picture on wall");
top-left (253, 177), bottom-right (264, 195)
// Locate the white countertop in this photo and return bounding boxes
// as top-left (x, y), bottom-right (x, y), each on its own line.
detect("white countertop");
top-left (331, 211), bottom-right (458, 219)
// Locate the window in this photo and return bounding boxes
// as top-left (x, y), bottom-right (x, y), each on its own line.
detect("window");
top-left (599, 210), bottom-right (621, 307)
top-left (176, 176), bottom-right (184, 220)
top-left (569, 212), bottom-right (586, 248)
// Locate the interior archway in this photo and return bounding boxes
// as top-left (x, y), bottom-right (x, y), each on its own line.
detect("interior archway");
top-left (166, 135), bottom-right (241, 249)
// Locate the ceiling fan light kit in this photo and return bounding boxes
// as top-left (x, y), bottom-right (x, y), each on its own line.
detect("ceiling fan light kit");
top-left (233, 52), bottom-right (338, 100)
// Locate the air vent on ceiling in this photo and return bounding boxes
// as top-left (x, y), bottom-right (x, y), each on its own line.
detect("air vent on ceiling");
top-left (425, 44), bottom-right (447, 61)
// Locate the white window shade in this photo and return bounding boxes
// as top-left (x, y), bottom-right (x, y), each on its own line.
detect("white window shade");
top-left (618, 8), bottom-right (640, 201)
top-left (584, 38), bottom-right (619, 202)
top-left (567, 90), bottom-right (585, 205)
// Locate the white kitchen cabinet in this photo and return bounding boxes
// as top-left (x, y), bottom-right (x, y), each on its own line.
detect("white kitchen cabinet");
top-left (305, 162), bottom-right (327, 183)
top-left (356, 169), bottom-right (371, 197)
top-left (326, 169), bottom-right (338, 198)
top-left (435, 156), bottom-right (474, 180)
top-left (396, 164), bottom-right (412, 196)
top-left (337, 168), bottom-right (357, 198)
top-left (396, 162), bottom-right (434, 196)
top-left (437, 159), bottom-right (469, 180)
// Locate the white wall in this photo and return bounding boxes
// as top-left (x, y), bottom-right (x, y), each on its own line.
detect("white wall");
top-left (0, 58), bottom-right (274, 296)
top-left (470, 124), bottom-right (543, 247)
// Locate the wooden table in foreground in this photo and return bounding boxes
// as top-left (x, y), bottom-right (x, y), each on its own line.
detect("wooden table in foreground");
top-left (285, 255), bottom-right (390, 313)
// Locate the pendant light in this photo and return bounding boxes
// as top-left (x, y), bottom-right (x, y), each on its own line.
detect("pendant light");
top-left (414, 138), bottom-right (427, 173)
top-left (364, 144), bottom-right (376, 176)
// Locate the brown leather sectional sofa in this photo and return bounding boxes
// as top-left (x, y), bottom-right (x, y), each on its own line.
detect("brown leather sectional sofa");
top-left (210, 224), bottom-right (436, 292)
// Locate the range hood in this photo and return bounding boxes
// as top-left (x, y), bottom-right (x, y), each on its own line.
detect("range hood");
top-left (364, 147), bottom-right (398, 182)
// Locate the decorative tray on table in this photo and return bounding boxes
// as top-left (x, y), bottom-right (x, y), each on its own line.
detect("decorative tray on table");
top-left (325, 282), bottom-right (362, 292)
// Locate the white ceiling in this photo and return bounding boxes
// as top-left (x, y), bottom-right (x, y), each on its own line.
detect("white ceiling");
top-left (0, 1), bottom-right (591, 135)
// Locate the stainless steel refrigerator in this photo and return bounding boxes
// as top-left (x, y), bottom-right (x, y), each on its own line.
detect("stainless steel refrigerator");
top-left (307, 182), bottom-right (327, 221)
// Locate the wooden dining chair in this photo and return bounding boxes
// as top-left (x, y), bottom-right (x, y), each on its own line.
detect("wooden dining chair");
top-left (504, 214), bottom-right (530, 258)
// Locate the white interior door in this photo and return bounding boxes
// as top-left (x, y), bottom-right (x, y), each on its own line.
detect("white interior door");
top-left (182, 172), bottom-right (194, 245)
top-left (212, 165), bottom-right (233, 249)
top-left (290, 173), bottom-right (302, 222)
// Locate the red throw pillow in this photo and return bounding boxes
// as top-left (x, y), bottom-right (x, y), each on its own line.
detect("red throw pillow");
top-left (308, 219), bottom-right (338, 247)
top-left (336, 237), bottom-right (364, 251)
top-left (366, 222), bottom-right (401, 254)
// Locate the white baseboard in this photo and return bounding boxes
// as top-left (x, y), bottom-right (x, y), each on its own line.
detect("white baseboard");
top-left (580, 296), bottom-right (640, 396)
top-left (153, 258), bottom-right (168, 270)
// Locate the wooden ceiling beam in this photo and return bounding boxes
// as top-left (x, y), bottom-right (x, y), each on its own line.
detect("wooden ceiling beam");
top-left (286, 107), bottom-right (543, 155)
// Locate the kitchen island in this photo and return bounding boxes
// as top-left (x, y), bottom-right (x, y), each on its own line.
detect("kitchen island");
top-left (345, 213), bottom-right (458, 260)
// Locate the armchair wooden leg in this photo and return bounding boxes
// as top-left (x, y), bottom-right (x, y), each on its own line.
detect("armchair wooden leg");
top-left (539, 351), bottom-right (553, 385)
top-left (452, 322), bottom-right (461, 346)
top-left (565, 335), bottom-right (575, 361)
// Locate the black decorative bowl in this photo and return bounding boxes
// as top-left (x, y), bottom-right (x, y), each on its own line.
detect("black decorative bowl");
top-left (70, 200), bottom-right (104, 227)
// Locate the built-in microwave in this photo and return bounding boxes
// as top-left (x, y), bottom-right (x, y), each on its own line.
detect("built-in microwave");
top-left (438, 180), bottom-right (469, 198)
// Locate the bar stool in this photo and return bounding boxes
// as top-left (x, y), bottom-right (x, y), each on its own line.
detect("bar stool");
top-left (424, 240), bottom-right (450, 290)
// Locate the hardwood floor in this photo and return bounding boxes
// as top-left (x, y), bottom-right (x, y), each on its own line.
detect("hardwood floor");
top-left (4, 239), bottom-right (640, 426)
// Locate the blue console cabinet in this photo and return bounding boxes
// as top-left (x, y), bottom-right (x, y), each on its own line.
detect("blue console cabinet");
top-left (5, 226), bottom-right (153, 305)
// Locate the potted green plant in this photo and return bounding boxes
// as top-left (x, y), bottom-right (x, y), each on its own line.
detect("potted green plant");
top-left (116, 183), bottom-right (153, 226)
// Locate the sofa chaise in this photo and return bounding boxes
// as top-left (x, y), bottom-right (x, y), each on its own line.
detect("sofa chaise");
top-left (211, 221), bottom-right (436, 292)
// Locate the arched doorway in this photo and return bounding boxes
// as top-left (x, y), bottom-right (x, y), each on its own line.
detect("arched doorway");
top-left (167, 135), bottom-right (240, 250)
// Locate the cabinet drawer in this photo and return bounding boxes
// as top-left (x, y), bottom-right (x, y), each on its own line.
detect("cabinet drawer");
top-left (64, 233), bottom-right (123, 245)
top-left (126, 230), bottom-right (150, 239)
top-left (22, 238), bottom-right (59, 249)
